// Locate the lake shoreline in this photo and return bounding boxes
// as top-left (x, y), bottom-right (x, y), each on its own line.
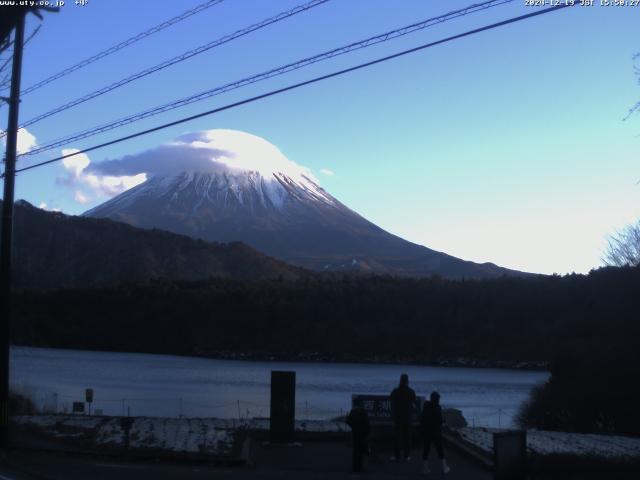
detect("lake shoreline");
top-left (190, 349), bottom-right (550, 372)
top-left (12, 343), bottom-right (550, 371)
top-left (11, 346), bottom-right (548, 425)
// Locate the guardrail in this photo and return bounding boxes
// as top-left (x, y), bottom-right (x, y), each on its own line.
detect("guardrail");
top-left (11, 384), bottom-right (520, 427)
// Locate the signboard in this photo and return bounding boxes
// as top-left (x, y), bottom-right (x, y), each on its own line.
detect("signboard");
top-left (352, 394), bottom-right (424, 422)
top-left (85, 388), bottom-right (93, 403)
top-left (270, 371), bottom-right (296, 443)
top-left (72, 401), bottom-right (85, 414)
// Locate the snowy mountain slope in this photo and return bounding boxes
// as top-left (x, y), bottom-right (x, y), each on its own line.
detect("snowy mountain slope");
top-left (83, 130), bottom-right (527, 279)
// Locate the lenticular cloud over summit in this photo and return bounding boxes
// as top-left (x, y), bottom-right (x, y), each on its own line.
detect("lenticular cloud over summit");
top-left (89, 129), bottom-right (316, 182)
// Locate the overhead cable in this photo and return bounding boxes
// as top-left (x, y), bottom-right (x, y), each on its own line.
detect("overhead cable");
top-left (22, 0), bottom-right (514, 157)
top-left (12, 0), bottom-right (331, 134)
top-left (8, 2), bottom-right (577, 177)
top-left (20, 0), bottom-right (227, 96)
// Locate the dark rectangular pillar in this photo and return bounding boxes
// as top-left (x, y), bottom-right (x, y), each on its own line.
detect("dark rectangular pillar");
top-left (494, 430), bottom-right (527, 480)
top-left (270, 370), bottom-right (295, 443)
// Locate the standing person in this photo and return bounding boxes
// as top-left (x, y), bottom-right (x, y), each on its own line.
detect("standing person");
top-left (421, 391), bottom-right (450, 474)
top-left (346, 401), bottom-right (370, 473)
top-left (390, 373), bottom-right (417, 461)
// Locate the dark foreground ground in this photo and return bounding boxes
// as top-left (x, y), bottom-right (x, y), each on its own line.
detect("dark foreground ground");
top-left (0, 439), bottom-right (491, 479)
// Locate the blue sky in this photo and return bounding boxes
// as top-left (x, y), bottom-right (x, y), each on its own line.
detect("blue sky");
top-left (1, 0), bottom-right (639, 275)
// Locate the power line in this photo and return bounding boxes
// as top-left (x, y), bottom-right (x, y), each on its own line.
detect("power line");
top-left (7, 2), bottom-right (576, 178)
top-left (0, 55), bottom-right (12, 75)
top-left (12, 0), bottom-right (331, 134)
top-left (0, 40), bottom-right (13, 57)
top-left (20, 0), bottom-right (227, 96)
top-left (22, 22), bottom-right (41, 49)
top-left (21, 0), bottom-right (515, 157)
top-left (0, 24), bottom-right (40, 103)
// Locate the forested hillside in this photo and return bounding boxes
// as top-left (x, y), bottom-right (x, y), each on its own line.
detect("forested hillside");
top-left (13, 265), bottom-right (638, 365)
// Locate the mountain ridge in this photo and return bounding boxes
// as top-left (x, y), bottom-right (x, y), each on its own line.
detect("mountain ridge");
top-left (4, 200), bottom-right (307, 289)
top-left (84, 169), bottom-right (530, 279)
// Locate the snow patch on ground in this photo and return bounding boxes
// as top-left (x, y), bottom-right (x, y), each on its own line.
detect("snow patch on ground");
top-left (13, 415), bottom-right (349, 456)
top-left (126, 418), bottom-right (231, 453)
top-left (457, 427), bottom-right (640, 460)
top-left (13, 415), bottom-right (234, 456)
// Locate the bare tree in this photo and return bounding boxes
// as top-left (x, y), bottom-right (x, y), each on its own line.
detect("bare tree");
top-left (604, 220), bottom-right (640, 267)
top-left (624, 52), bottom-right (640, 121)
top-left (607, 53), bottom-right (640, 267)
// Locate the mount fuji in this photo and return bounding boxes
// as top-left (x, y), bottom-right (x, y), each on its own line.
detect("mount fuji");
top-left (83, 130), bottom-right (525, 279)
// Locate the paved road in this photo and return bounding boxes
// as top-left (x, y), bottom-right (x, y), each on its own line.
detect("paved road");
top-left (249, 438), bottom-right (492, 479)
top-left (0, 440), bottom-right (493, 479)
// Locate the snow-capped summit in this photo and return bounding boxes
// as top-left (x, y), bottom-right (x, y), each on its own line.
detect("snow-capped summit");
top-left (84, 130), bottom-right (525, 278)
top-left (171, 129), bottom-right (313, 180)
top-left (85, 129), bottom-right (339, 214)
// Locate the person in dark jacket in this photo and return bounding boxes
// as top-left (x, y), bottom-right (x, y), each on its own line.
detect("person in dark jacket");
top-left (390, 373), bottom-right (417, 461)
top-left (421, 391), bottom-right (450, 474)
top-left (346, 402), bottom-right (370, 473)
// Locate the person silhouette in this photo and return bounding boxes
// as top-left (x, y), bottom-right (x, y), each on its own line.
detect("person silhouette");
top-left (390, 373), bottom-right (417, 461)
top-left (421, 391), bottom-right (450, 474)
top-left (346, 400), bottom-right (370, 473)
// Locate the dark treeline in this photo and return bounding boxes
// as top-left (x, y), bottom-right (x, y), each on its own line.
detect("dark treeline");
top-left (12, 266), bottom-right (640, 434)
top-left (517, 346), bottom-right (640, 436)
top-left (12, 266), bottom-right (639, 362)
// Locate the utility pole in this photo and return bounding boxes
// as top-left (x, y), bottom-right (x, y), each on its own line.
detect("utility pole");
top-left (0, 10), bottom-right (26, 449)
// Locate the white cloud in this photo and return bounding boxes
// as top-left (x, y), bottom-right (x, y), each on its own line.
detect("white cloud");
top-left (17, 128), bottom-right (37, 154)
top-left (90, 129), bottom-right (318, 183)
top-left (62, 149), bottom-right (90, 177)
top-left (60, 130), bottom-right (317, 205)
top-left (1, 127), bottom-right (38, 154)
top-left (38, 202), bottom-right (61, 212)
top-left (60, 148), bottom-right (147, 203)
top-left (74, 190), bottom-right (90, 204)
top-left (319, 168), bottom-right (335, 176)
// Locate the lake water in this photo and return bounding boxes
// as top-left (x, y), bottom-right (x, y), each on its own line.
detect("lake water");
top-left (10, 346), bottom-right (548, 427)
